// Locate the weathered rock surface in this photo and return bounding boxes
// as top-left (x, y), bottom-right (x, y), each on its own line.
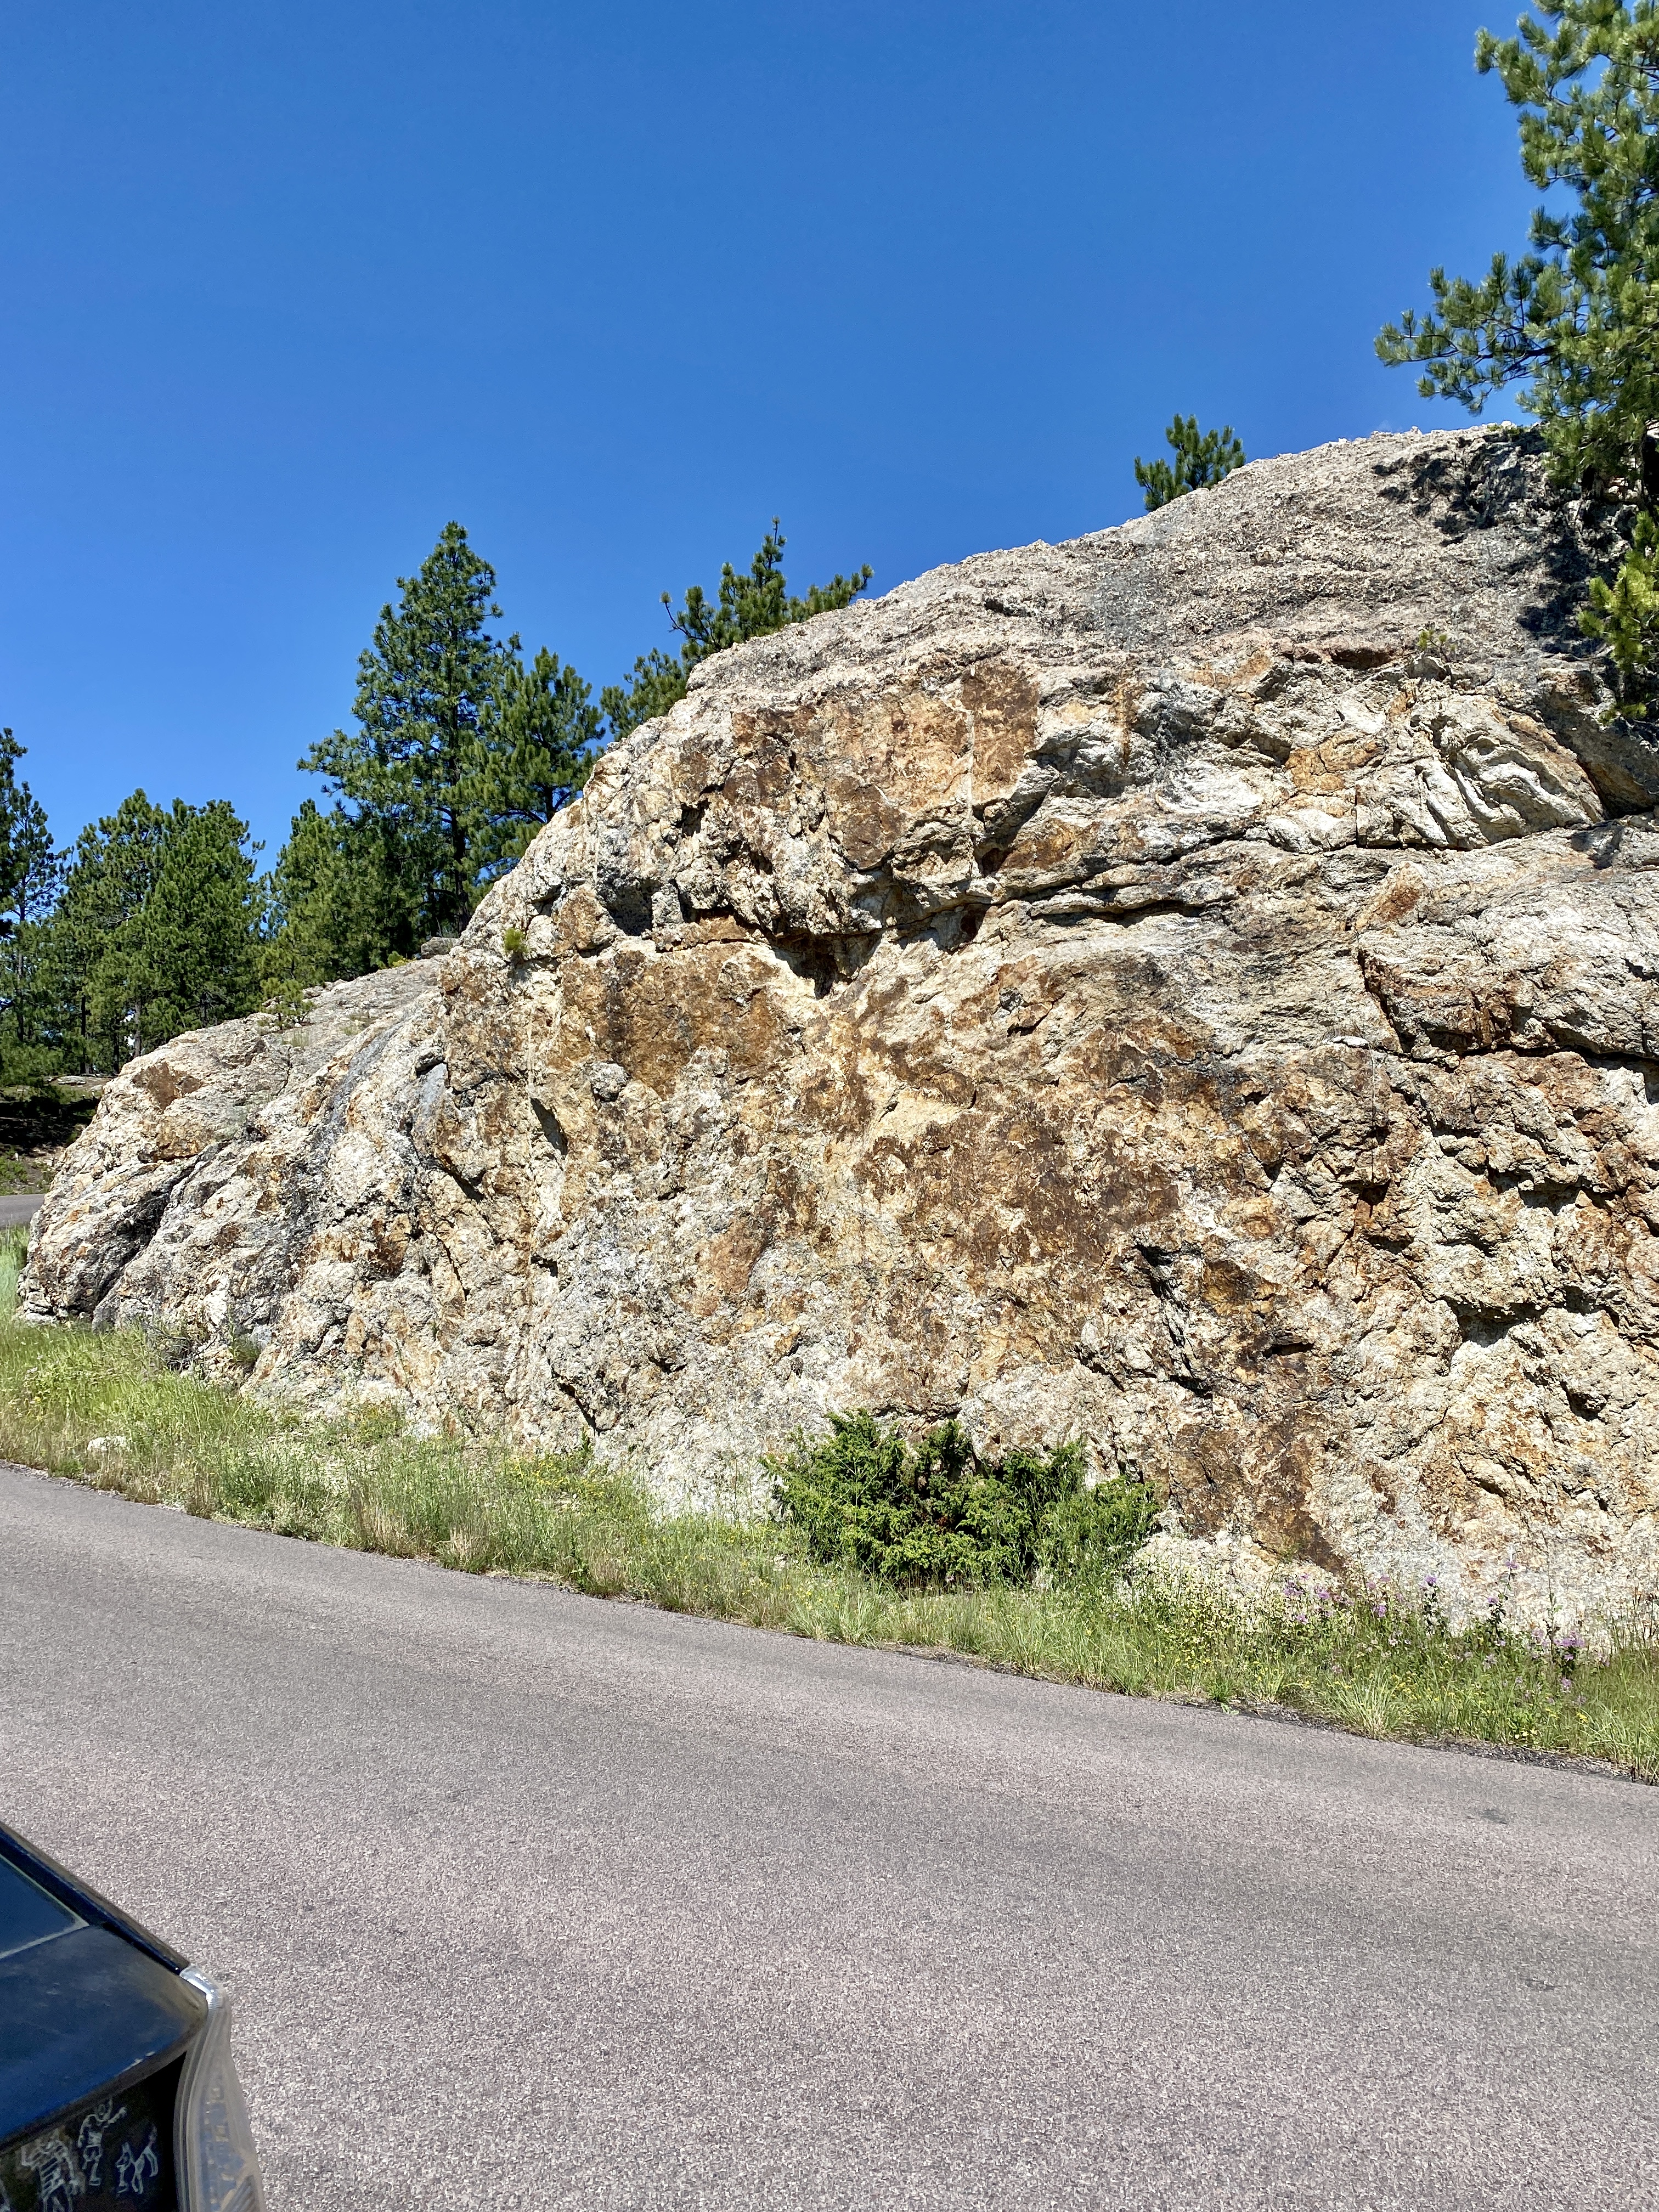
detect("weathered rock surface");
top-left (27, 427), bottom-right (1659, 1621)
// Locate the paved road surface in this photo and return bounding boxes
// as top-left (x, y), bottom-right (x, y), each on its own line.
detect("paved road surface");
top-left (0, 1195), bottom-right (42, 1229)
top-left (1, 1465), bottom-right (1654, 2210)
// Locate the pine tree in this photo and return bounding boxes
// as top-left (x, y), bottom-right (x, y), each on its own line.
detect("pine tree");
top-left (301, 523), bottom-right (515, 938)
top-left (1376, 3), bottom-right (1659, 489)
top-left (469, 647), bottom-right (602, 879)
top-left (0, 732), bottom-right (62, 1059)
top-left (1584, 507), bottom-right (1659, 707)
top-left (125, 802), bottom-right (262, 1043)
top-left (46, 792), bottom-right (172, 1070)
top-left (1378, 5), bottom-right (1659, 706)
top-left (1133, 416), bottom-right (1247, 511)
top-left (281, 516), bottom-right (873, 989)
top-left (263, 800), bottom-right (422, 992)
top-left (38, 794), bottom-right (262, 1070)
top-left (282, 525), bottom-right (607, 981)
top-left (0, 731), bottom-right (57, 938)
top-left (601, 523), bottom-right (873, 738)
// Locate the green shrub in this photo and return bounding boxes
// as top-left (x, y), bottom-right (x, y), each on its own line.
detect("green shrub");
top-left (769, 1411), bottom-right (1159, 1588)
top-left (1039, 1475), bottom-right (1163, 1584)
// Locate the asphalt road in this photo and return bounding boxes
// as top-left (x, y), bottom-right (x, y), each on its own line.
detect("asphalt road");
top-left (0, 1196), bottom-right (42, 1228)
top-left (1, 1466), bottom-right (1655, 2210)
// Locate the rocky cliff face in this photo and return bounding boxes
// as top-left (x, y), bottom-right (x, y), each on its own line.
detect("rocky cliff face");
top-left (26, 428), bottom-right (1659, 1621)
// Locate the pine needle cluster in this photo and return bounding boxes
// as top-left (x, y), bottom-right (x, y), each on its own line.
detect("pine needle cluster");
top-left (1133, 415), bottom-right (1246, 512)
top-left (1376, 4), bottom-right (1659, 704)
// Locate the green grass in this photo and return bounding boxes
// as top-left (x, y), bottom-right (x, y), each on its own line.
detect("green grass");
top-left (2, 1227), bottom-right (1655, 1779)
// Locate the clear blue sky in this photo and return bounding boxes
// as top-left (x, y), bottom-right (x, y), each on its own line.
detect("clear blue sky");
top-left (2, 1), bottom-right (1534, 864)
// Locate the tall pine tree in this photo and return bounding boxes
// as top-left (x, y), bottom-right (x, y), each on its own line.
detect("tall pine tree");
top-left (0, 732), bottom-right (62, 1057)
top-left (1377, 3), bottom-right (1659, 489)
top-left (46, 792), bottom-right (172, 1071)
top-left (301, 523), bottom-right (515, 940)
top-left (1377, 4), bottom-right (1659, 705)
top-left (0, 731), bottom-right (57, 939)
top-left (469, 647), bottom-right (602, 880)
top-left (125, 802), bottom-right (262, 1042)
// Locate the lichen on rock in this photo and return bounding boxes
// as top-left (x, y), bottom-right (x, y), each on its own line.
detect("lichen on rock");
top-left (25, 426), bottom-right (1659, 1623)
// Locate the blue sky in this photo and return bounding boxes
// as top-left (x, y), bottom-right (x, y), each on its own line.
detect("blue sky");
top-left (2, 1), bottom-right (1536, 864)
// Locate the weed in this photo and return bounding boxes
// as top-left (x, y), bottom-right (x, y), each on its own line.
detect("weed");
top-left (149, 1323), bottom-right (199, 1372)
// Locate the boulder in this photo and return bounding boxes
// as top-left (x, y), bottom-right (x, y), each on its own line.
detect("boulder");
top-left (25, 427), bottom-right (1659, 1621)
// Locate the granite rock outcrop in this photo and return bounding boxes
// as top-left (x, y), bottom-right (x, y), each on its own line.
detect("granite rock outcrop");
top-left (26, 427), bottom-right (1659, 1621)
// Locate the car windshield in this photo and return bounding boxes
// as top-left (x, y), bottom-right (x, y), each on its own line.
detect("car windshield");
top-left (0, 1852), bottom-right (81, 1961)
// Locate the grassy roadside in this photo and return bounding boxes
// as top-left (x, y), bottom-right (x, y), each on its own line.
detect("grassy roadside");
top-left (2, 1231), bottom-right (1655, 1779)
